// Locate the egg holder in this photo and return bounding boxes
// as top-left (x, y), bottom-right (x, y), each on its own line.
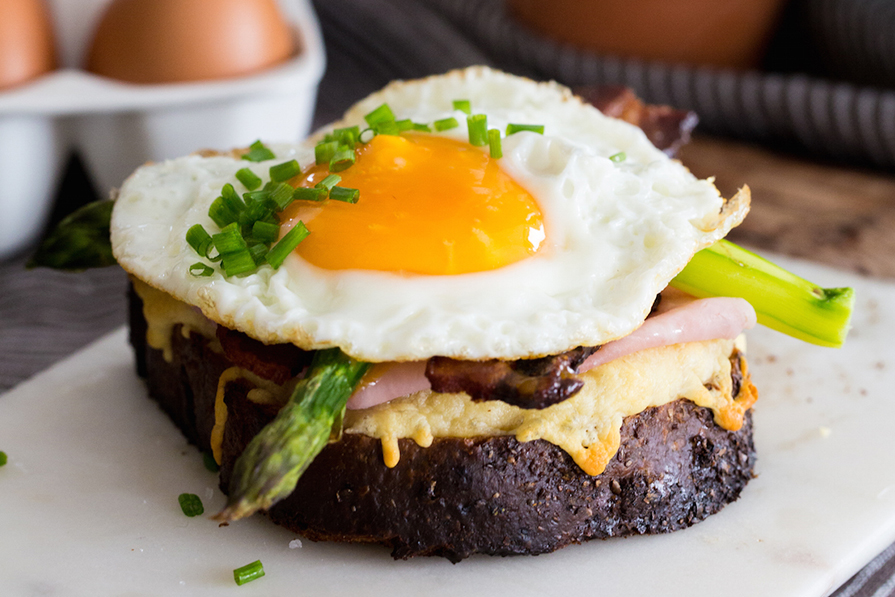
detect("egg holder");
top-left (0, 0), bottom-right (325, 259)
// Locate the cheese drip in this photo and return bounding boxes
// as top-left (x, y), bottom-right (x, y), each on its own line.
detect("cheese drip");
top-left (137, 284), bottom-right (756, 476)
top-left (343, 337), bottom-right (756, 475)
top-left (132, 278), bottom-right (219, 361)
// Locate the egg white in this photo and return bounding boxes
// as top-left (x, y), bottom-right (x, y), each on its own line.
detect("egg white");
top-left (111, 66), bottom-right (748, 362)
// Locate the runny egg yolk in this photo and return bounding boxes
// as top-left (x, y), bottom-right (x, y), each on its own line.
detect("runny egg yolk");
top-left (280, 133), bottom-right (545, 275)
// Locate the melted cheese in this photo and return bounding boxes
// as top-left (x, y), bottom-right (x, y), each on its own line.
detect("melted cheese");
top-left (139, 288), bottom-right (756, 475)
top-left (344, 336), bottom-right (754, 476)
top-left (132, 278), bottom-right (219, 361)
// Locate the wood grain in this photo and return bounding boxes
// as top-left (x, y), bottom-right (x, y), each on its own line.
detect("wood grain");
top-left (678, 136), bottom-right (895, 279)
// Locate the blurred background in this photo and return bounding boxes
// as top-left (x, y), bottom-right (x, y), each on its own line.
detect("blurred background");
top-left (1, 1), bottom-right (894, 594)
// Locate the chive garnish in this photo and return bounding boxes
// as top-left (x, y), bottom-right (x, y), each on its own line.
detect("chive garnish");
top-left (609, 151), bottom-right (627, 163)
top-left (221, 184), bottom-right (246, 214)
top-left (316, 174), bottom-right (341, 191)
top-left (266, 222), bottom-right (310, 269)
top-left (488, 129), bottom-right (502, 159)
top-left (364, 103), bottom-right (395, 127)
top-left (208, 196), bottom-right (239, 229)
top-left (190, 262), bottom-right (214, 277)
top-left (212, 222), bottom-right (248, 255)
top-left (222, 248), bottom-right (257, 276)
top-left (0, 451), bottom-right (7, 467)
top-left (252, 221), bottom-right (280, 245)
top-left (412, 122), bottom-right (432, 133)
top-left (233, 560), bottom-right (265, 586)
top-left (293, 187), bottom-right (327, 202)
top-left (395, 119), bottom-right (414, 132)
top-left (434, 117), bottom-right (459, 131)
top-left (248, 243), bottom-right (269, 265)
top-left (467, 114), bottom-right (488, 146)
top-left (270, 160), bottom-right (301, 183)
top-left (315, 140), bottom-right (339, 165)
top-left (178, 493), bottom-right (204, 517)
top-left (242, 140), bottom-right (276, 162)
top-left (235, 168), bottom-right (262, 191)
top-left (374, 120), bottom-right (400, 136)
top-left (186, 224), bottom-right (213, 257)
top-left (203, 451), bottom-right (220, 473)
top-left (329, 186), bottom-right (360, 203)
top-left (506, 123), bottom-right (545, 135)
top-left (332, 126), bottom-right (361, 146)
top-left (453, 99), bottom-right (472, 114)
top-left (359, 128), bottom-right (376, 144)
top-left (329, 147), bottom-right (356, 172)
top-left (267, 182), bottom-right (295, 211)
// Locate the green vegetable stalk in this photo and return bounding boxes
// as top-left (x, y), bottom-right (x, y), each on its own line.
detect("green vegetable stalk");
top-left (216, 348), bottom-right (370, 522)
top-left (671, 239), bottom-right (855, 348)
top-left (27, 200), bottom-right (115, 270)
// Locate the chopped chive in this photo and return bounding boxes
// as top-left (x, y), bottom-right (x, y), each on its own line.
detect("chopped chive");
top-left (329, 147), bottom-right (356, 172)
top-left (453, 99), bottom-right (472, 114)
top-left (212, 222), bottom-right (248, 255)
top-left (248, 243), bottom-right (269, 265)
top-left (315, 140), bottom-right (339, 165)
top-left (364, 103), bottom-right (395, 126)
top-left (412, 122), bottom-right (432, 133)
top-left (488, 128), bottom-right (502, 159)
top-left (609, 151), bottom-right (627, 163)
top-left (0, 451), bottom-right (7, 467)
top-left (189, 262), bottom-right (214, 277)
top-left (233, 560), bottom-right (265, 586)
top-left (316, 174), bottom-right (341, 191)
top-left (374, 120), bottom-right (400, 136)
top-left (242, 140), bottom-right (276, 162)
top-left (222, 248), bottom-right (257, 276)
top-left (267, 182), bottom-right (295, 211)
top-left (208, 196), bottom-right (239, 229)
top-left (359, 127), bottom-right (376, 143)
top-left (235, 168), bottom-right (262, 191)
top-left (467, 114), bottom-right (488, 146)
top-left (333, 126), bottom-right (360, 146)
top-left (178, 493), bottom-right (204, 517)
top-left (270, 160), bottom-right (301, 183)
top-left (293, 186), bottom-right (327, 202)
top-left (251, 221), bottom-right (280, 244)
top-left (186, 224), bottom-right (213, 257)
top-left (506, 123), bottom-right (545, 135)
top-left (395, 119), bottom-right (414, 132)
top-left (221, 184), bottom-right (246, 214)
top-left (202, 451), bottom-right (220, 473)
top-left (329, 186), bottom-right (360, 203)
top-left (434, 117), bottom-right (459, 131)
top-left (266, 222), bottom-right (310, 269)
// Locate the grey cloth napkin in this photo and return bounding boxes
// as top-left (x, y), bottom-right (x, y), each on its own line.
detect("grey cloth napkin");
top-left (1, 0), bottom-right (893, 594)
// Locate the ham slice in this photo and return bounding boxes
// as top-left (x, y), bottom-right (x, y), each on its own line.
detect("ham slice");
top-left (347, 294), bottom-right (757, 410)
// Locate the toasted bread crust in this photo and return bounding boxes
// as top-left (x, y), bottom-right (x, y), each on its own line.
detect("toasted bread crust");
top-left (130, 289), bottom-right (756, 561)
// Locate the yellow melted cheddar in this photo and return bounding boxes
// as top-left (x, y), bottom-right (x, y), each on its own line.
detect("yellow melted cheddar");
top-left (132, 278), bottom-right (219, 360)
top-left (343, 336), bottom-right (754, 476)
top-left (135, 281), bottom-right (756, 476)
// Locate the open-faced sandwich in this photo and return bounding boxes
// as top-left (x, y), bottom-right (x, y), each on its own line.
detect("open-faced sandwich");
top-left (48, 67), bottom-right (852, 562)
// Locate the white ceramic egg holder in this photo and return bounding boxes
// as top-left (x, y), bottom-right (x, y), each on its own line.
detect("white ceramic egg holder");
top-left (0, 0), bottom-right (325, 258)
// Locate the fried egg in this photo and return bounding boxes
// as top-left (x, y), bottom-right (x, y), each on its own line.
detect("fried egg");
top-left (111, 66), bottom-right (748, 362)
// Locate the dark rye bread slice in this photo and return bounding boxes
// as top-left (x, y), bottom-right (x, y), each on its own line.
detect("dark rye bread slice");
top-left (129, 288), bottom-right (757, 562)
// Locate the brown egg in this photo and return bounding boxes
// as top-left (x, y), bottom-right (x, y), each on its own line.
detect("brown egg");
top-left (0, 0), bottom-right (56, 90)
top-left (508, 0), bottom-right (786, 70)
top-left (86, 0), bottom-right (295, 84)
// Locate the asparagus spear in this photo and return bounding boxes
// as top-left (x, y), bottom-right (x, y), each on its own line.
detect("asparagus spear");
top-left (27, 200), bottom-right (116, 270)
top-left (216, 348), bottom-right (370, 522)
top-left (671, 239), bottom-right (854, 348)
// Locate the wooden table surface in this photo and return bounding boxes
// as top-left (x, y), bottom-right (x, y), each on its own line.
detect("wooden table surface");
top-left (679, 136), bottom-right (895, 280)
